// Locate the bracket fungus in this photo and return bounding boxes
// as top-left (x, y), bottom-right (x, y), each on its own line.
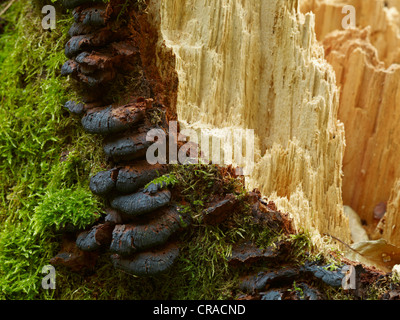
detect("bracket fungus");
top-left (49, 0), bottom-right (400, 293)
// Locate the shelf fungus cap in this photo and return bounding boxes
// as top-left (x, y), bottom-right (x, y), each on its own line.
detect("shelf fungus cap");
top-left (64, 100), bottom-right (85, 115)
top-left (116, 162), bottom-right (167, 195)
top-left (103, 132), bottom-right (153, 161)
top-left (81, 105), bottom-right (146, 135)
top-left (110, 189), bottom-right (171, 217)
top-left (76, 223), bottom-right (113, 252)
top-left (110, 243), bottom-right (180, 276)
top-left (109, 206), bottom-right (186, 256)
top-left (89, 169), bottom-right (118, 196)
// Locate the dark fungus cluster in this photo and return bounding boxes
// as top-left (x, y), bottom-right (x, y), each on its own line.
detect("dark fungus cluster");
top-left (51, 0), bottom-right (188, 276)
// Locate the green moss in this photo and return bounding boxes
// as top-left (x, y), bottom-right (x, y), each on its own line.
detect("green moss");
top-left (0, 0), bottom-right (105, 299)
top-left (144, 173), bottom-right (179, 190)
top-left (34, 187), bottom-right (100, 232)
top-left (286, 232), bottom-right (313, 264)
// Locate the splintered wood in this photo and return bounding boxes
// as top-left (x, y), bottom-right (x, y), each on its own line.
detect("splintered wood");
top-left (147, 0), bottom-right (350, 245)
top-left (301, 0), bottom-right (400, 247)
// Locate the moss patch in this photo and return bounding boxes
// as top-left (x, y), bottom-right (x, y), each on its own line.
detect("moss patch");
top-left (0, 0), bottom-right (105, 299)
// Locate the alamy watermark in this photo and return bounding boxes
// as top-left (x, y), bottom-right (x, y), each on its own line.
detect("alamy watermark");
top-left (42, 5), bottom-right (56, 30)
top-left (342, 5), bottom-right (356, 30)
top-left (40, 4), bottom-right (356, 31)
top-left (41, 265), bottom-right (56, 290)
top-left (341, 265), bottom-right (357, 290)
top-left (146, 121), bottom-right (255, 176)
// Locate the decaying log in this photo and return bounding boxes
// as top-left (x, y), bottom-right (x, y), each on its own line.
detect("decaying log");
top-left (111, 189), bottom-right (171, 217)
top-left (149, 0), bottom-right (350, 244)
top-left (110, 243), bottom-right (180, 276)
top-left (301, 0), bottom-right (400, 67)
top-left (323, 28), bottom-right (400, 227)
top-left (54, 0), bottom-right (400, 280)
